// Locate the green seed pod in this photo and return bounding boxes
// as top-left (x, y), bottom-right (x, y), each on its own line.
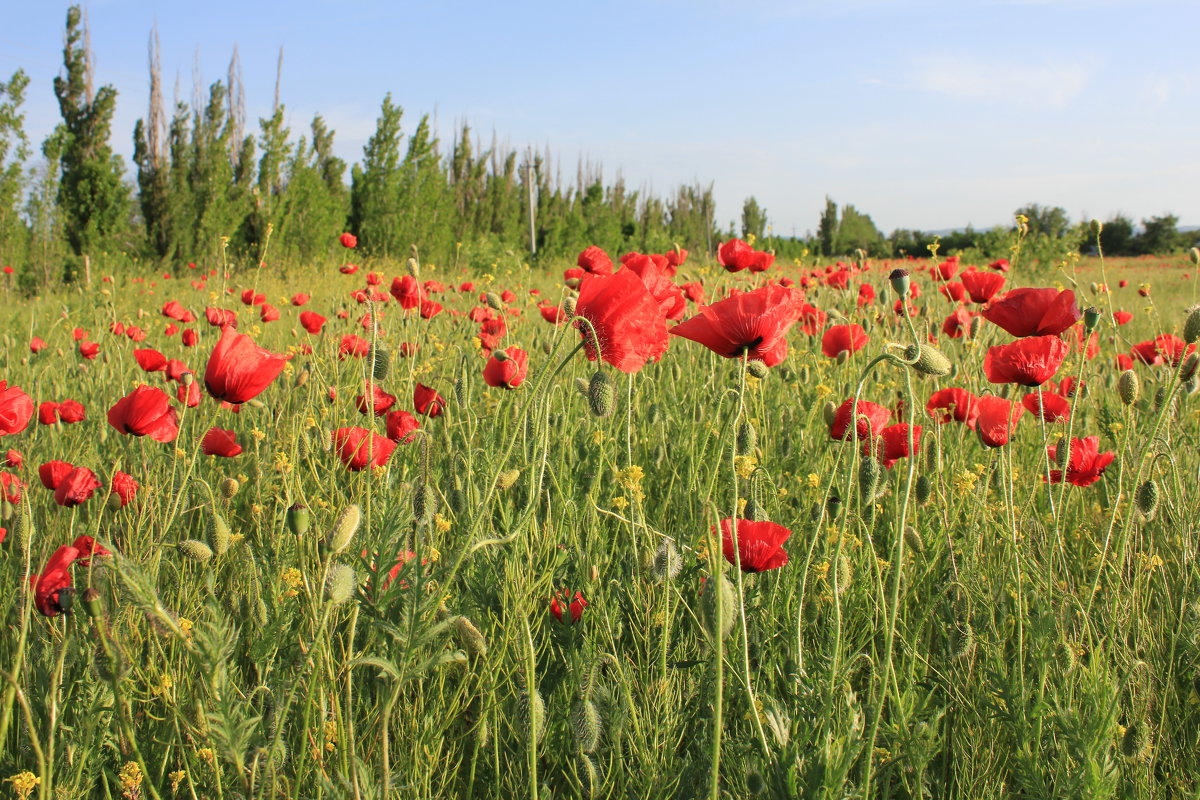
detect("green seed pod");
top-left (888, 268), bottom-right (911, 297)
top-left (746, 360), bottom-right (769, 379)
top-left (208, 509), bottom-right (231, 556)
top-left (735, 419), bottom-right (757, 456)
top-left (915, 475), bottom-right (932, 504)
top-left (903, 525), bottom-right (924, 555)
top-left (571, 697), bottom-right (603, 753)
top-left (858, 456), bottom-right (881, 500)
top-left (325, 563), bottom-right (357, 605)
top-left (1135, 479), bottom-right (1159, 518)
top-left (826, 492), bottom-right (842, 518)
top-left (81, 587), bottom-right (103, 620)
top-left (650, 538), bottom-right (682, 582)
top-left (835, 553), bottom-right (852, 595)
top-left (325, 505), bottom-right (362, 554)
top-left (219, 478), bottom-right (240, 499)
top-left (1121, 721), bottom-right (1151, 761)
top-left (587, 371), bottom-right (615, 418)
top-left (286, 503), bottom-right (311, 536)
top-left (368, 342), bottom-right (391, 381)
top-left (413, 484), bottom-right (437, 527)
top-left (702, 574), bottom-right (737, 642)
top-left (904, 343), bottom-right (952, 377)
top-left (1083, 306), bottom-right (1101, 332)
top-left (454, 616), bottom-right (488, 658)
top-left (1185, 307), bottom-right (1200, 344)
top-left (522, 686), bottom-right (546, 745)
top-left (178, 539), bottom-right (214, 562)
top-left (496, 469), bottom-right (520, 490)
top-left (1118, 370), bottom-right (1140, 406)
top-left (822, 401), bottom-right (837, 429)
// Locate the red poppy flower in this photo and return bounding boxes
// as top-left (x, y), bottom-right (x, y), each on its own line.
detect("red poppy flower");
top-left (419, 299), bottom-right (443, 319)
top-left (340, 232), bottom-right (357, 248)
top-left (572, 268), bottom-right (669, 373)
top-left (857, 283), bottom-right (876, 307)
top-left (162, 300), bottom-right (193, 322)
top-left (202, 427), bottom-right (243, 457)
top-left (478, 317), bottom-right (507, 350)
top-left (969, 396), bottom-right (1025, 447)
top-left (820, 324), bottom-right (869, 359)
top-left (39, 460), bottom-right (74, 490)
top-left (1021, 391), bottom-right (1071, 422)
top-left (575, 245), bottom-right (614, 275)
top-left (258, 304), bottom-right (280, 323)
top-left (54, 466), bottom-right (102, 507)
top-left (414, 384), bottom-right (446, 417)
top-left (982, 288), bottom-right (1080, 337)
top-left (0, 382), bottom-right (33, 437)
top-left (181, 329), bottom-right (199, 347)
top-left (933, 259), bottom-right (959, 281)
top-left (717, 239), bottom-right (774, 273)
top-left (1, 471), bottom-right (23, 503)
top-left (356, 383), bottom-right (398, 416)
top-left (537, 303), bottom-right (567, 324)
top-left (682, 282), bottom-right (706, 305)
top-left (1112, 310), bottom-right (1133, 326)
top-left (78, 341), bottom-right (100, 359)
top-left (126, 326), bottom-right (147, 342)
top-left (32, 545), bottom-right (81, 617)
top-left (177, 381), bottom-right (201, 408)
top-left (939, 282), bottom-right (968, 303)
top-left (110, 471), bottom-right (139, 507)
top-left (983, 335), bottom-right (1069, 387)
top-left (829, 398), bottom-right (892, 441)
top-left (670, 284), bottom-right (805, 368)
top-left (340, 263), bottom-right (359, 275)
top-left (390, 275), bottom-right (423, 309)
top-left (3, 449), bottom-right (22, 469)
top-left (720, 518), bottom-right (791, 572)
top-left (1047, 435), bottom-right (1115, 486)
top-left (107, 385), bottom-right (180, 442)
top-left (960, 271), bottom-right (1006, 304)
top-left (550, 589), bottom-right (588, 623)
top-left (205, 307), bottom-right (238, 328)
top-left (798, 304), bottom-right (827, 336)
top-left (30, 337), bottom-right (47, 353)
top-left (483, 347), bottom-right (529, 389)
top-left (665, 247), bottom-right (688, 269)
top-left (134, 348), bottom-right (167, 373)
top-left (332, 427), bottom-right (396, 471)
top-left (339, 335), bottom-right (370, 358)
top-left (71, 535), bottom-right (112, 566)
top-left (204, 327), bottom-right (288, 405)
top-left (38, 402), bottom-right (61, 425)
top-left (867, 423), bottom-right (921, 469)
top-left (989, 259), bottom-right (1010, 272)
top-left (385, 410), bottom-right (420, 443)
top-left (926, 387), bottom-right (978, 425)
top-left (624, 254), bottom-right (687, 320)
top-left (72, 327), bottom-right (86, 341)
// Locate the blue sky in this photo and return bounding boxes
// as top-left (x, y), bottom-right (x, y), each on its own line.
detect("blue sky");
top-left (1, 0), bottom-right (1196, 236)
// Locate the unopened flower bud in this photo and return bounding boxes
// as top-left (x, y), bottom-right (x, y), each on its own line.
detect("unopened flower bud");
top-left (587, 371), bottom-right (615, 418)
top-left (888, 268), bottom-right (910, 297)
top-left (325, 505), bottom-right (361, 553)
top-left (1118, 370), bottom-right (1139, 406)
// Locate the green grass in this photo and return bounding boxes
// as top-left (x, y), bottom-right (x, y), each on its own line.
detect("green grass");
top-left (2, 248), bottom-right (1199, 799)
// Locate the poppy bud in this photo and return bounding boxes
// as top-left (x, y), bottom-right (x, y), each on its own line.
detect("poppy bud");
top-left (294, 363), bottom-right (310, 388)
top-left (414, 484), bottom-right (437, 527)
top-left (822, 401), bottom-right (837, 429)
top-left (325, 505), bottom-right (362, 554)
top-left (326, 563), bottom-right (357, 605)
top-left (915, 475), bottom-right (932, 504)
top-left (1083, 306), bottom-right (1101, 332)
top-left (484, 292), bottom-right (504, 310)
top-left (952, 622), bottom-right (975, 660)
top-left (491, 348), bottom-right (510, 362)
top-left (1182, 353), bottom-right (1200, 382)
top-left (746, 771), bottom-right (767, 796)
top-left (858, 456), bottom-right (881, 500)
top-left (563, 296), bottom-right (577, 316)
top-left (181, 372), bottom-right (194, 386)
top-left (702, 573), bottom-right (736, 641)
top-left (1192, 247), bottom-right (1200, 267)
top-left (287, 503), bottom-right (311, 536)
top-left (587, 372), bottom-right (615, 418)
top-left (746, 360), bottom-right (769, 379)
top-left (835, 552), bottom-right (852, 595)
top-left (968, 316), bottom-right (982, 338)
top-left (650, 538), bottom-right (682, 581)
top-left (496, 469), bottom-right (520, 490)
top-left (735, 420), bottom-right (757, 456)
top-left (178, 539), bottom-right (214, 562)
top-left (406, 256), bottom-right (421, 278)
top-left (571, 697), bottom-right (602, 754)
top-left (826, 492), bottom-right (842, 518)
top-left (888, 268), bottom-right (910, 297)
top-left (81, 587), bottom-right (103, 620)
top-left (904, 343), bottom-right (952, 377)
top-left (903, 525), bottom-right (924, 555)
top-left (219, 478), bottom-right (240, 499)
top-left (1135, 479), bottom-right (1158, 518)
top-left (208, 510), bottom-right (231, 556)
top-left (369, 344), bottom-right (391, 381)
top-left (454, 616), bottom-right (488, 658)
top-left (522, 686), bottom-right (546, 745)
top-left (836, 350), bottom-right (849, 365)
top-left (1054, 437), bottom-right (1071, 470)
top-left (1118, 370), bottom-right (1140, 406)
top-left (1121, 721), bottom-right (1151, 761)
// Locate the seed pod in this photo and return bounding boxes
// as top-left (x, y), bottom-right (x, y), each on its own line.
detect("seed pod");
top-left (219, 478), bottom-right (240, 499)
top-left (1185, 307), bottom-right (1200, 344)
top-left (1083, 306), bottom-right (1101, 331)
top-left (572, 696), bottom-right (603, 753)
top-left (178, 539), bottom-right (214, 562)
top-left (826, 492), bottom-right (842, 518)
top-left (858, 456), bottom-right (881, 500)
top-left (208, 509), bottom-right (231, 556)
top-left (735, 420), bottom-right (757, 456)
top-left (904, 343), bottom-right (952, 377)
top-left (368, 343), bottom-right (391, 381)
top-left (746, 360), bottom-right (769, 379)
top-left (650, 538), bottom-right (682, 582)
top-left (522, 687), bottom-right (546, 745)
top-left (888, 268), bottom-right (911, 297)
top-left (454, 616), bottom-right (488, 658)
top-left (81, 587), bottom-right (103, 620)
top-left (915, 475), bottom-right (932, 504)
top-left (325, 505), bottom-right (362, 554)
top-left (413, 484), bottom-right (437, 527)
top-left (325, 564), bottom-right (357, 605)
top-left (587, 371), bottom-right (615, 418)
top-left (1118, 370), bottom-right (1140, 406)
top-left (286, 503), bottom-right (311, 536)
top-left (14, 509), bottom-right (31, 558)
top-left (1135, 479), bottom-right (1159, 518)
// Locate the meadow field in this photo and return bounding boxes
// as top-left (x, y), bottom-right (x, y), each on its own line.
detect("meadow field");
top-left (2, 236), bottom-right (1200, 800)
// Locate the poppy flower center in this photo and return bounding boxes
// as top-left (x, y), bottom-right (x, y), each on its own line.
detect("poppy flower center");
top-left (729, 336), bottom-right (764, 358)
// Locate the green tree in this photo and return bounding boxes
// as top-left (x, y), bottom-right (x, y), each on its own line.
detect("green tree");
top-left (837, 204), bottom-right (887, 256)
top-left (349, 94), bottom-right (404, 257)
top-left (275, 115), bottom-right (349, 263)
top-left (1134, 214), bottom-right (1184, 255)
top-left (53, 5), bottom-right (129, 276)
top-left (741, 196), bottom-right (767, 241)
top-left (818, 196), bottom-right (838, 256)
top-left (0, 69), bottom-right (30, 268)
top-left (1015, 203), bottom-right (1070, 239)
top-left (1095, 214), bottom-right (1134, 256)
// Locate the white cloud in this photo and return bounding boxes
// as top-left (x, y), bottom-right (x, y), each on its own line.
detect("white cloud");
top-left (908, 53), bottom-right (1093, 109)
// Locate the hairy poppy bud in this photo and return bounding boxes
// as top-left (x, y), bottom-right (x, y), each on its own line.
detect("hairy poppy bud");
top-left (571, 697), bottom-right (602, 754)
top-left (1121, 721), bottom-right (1151, 761)
top-left (1135, 479), bottom-right (1158, 518)
top-left (915, 475), bottom-right (932, 504)
top-left (325, 505), bottom-right (362, 554)
top-left (454, 616), bottom-right (488, 658)
top-left (484, 292), bottom-right (504, 310)
top-left (746, 360), bottom-right (769, 379)
top-left (1182, 353), bottom-right (1199, 382)
top-left (178, 539), bottom-right (214, 562)
top-left (522, 686), bottom-right (546, 745)
top-left (219, 477), bottom-right (239, 499)
top-left (1118, 370), bottom-right (1139, 406)
top-left (650, 538), bottom-right (682, 581)
top-left (702, 574), bottom-right (736, 641)
top-left (496, 469), bottom-right (520, 490)
top-left (903, 525), bottom-right (924, 555)
top-left (904, 343), bottom-right (952, 377)
top-left (563, 296), bottom-right (578, 317)
top-left (1055, 437), bottom-right (1071, 470)
top-left (858, 456), bottom-right (881, 500)
top-left (326, 563), bottom-right (357, 605)
top-left (1191, 247), bottom-right (1200, 267)
top-left (1187, 309), bottom-right (1200, 345)
top-left (587, 372), bottom-right (615, 418)
top-left (294, 365), bottom-right (310, 388)
top-left (287, 503), bottom-right (311, 536)
top-left (414, 484), bottom-right (437, 527)
top-left (369, 344), bottom-right (391, 381)
top-left (406, 256), bottom-right (420, 279)
top-left (208, 510), bottom-right (231, 556)
top-left (835, 552), bottom-right (853, 595)
top-left (822, 401), bottom-right (837, 429)
top-left (735, 420), bottom-right (757, 456)
top-left (888, 268), bottom-right (910, 297)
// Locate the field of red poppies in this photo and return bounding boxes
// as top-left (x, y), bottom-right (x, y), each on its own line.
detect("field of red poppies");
top-left (2, 236), bottom-right (1199, 799)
